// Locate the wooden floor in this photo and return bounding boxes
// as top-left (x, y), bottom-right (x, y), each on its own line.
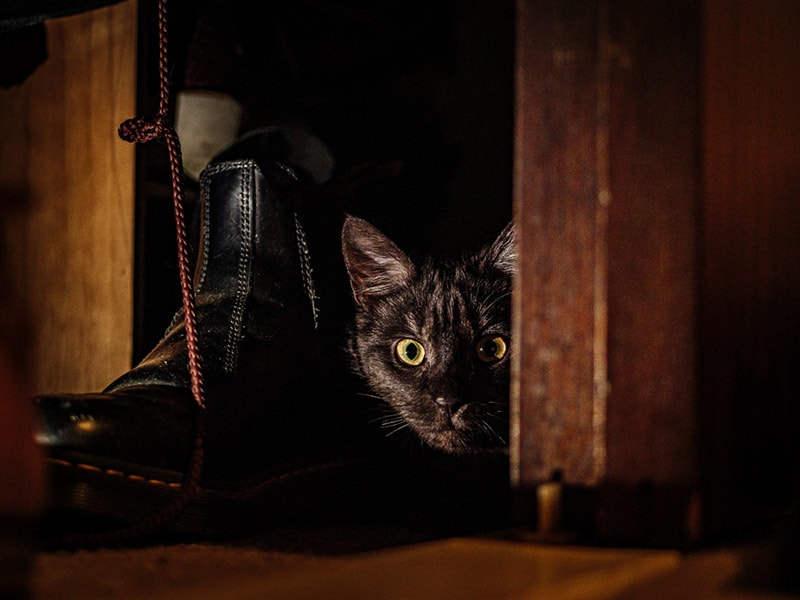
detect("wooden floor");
top-left (28, 527), bottom-right (799, 599)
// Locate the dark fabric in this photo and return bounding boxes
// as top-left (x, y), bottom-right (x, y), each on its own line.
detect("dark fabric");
top-left (0, 0), bottom-right (125, 32)
top-left (0, 24), bottom-right (47, 87)
top-left (0, 0), bottom-right (127, 86)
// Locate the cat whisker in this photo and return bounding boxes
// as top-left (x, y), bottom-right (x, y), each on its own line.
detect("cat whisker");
top-left (483, 406), bottom-right (508, 418)
top-left (384, 421), bottom-right (412, 438)
top-left (367, 414), bottom-right (390, 426)
top-left (375, 414), bottom-right (406, 428)
top-left (482, 290), bottom-right (512, 313)
top-left (357, 403), bottom-right (401, 425)
top-left (482, 401), bottom-right (509, 413)
top-left (364, 404), bottom-right (400, 421)
top-left (479, 419), bottom-right (507, 444)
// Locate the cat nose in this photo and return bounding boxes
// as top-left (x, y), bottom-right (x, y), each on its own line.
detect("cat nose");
top-left (434, 396), bottom-right (461, 410)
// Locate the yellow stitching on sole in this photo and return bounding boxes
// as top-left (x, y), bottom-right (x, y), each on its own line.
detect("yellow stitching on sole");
top-left (46, 457), bottom-right (179, 489)
top-left (75, 463), bottom-right (102, 472)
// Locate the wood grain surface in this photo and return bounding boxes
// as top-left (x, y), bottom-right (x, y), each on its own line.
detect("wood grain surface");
top-left (0, 0), bottom-right (137, 394)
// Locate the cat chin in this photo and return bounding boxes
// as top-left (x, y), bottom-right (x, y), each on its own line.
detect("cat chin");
top-left (414, 411), bottom-right (495, 454)
top-left (420, 428), bottom-right (495, 456)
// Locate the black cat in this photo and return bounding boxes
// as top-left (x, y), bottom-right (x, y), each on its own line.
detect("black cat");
top-left (341, 215), bottom-right (515, 455)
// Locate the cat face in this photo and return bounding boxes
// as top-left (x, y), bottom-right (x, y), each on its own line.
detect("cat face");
top-left (341, 215), bottom-right (515, 454)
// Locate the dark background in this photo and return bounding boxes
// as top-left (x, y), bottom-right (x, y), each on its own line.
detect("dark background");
top-left (134, 0), bottom-right (515, 361)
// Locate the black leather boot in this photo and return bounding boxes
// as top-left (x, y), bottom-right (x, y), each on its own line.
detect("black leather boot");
top-left (34, 130), bottom-right (379, 541)
top-left (35, 129), bottom-right (513, 547)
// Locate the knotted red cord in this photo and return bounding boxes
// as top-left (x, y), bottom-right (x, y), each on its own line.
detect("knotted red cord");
top-left (64, 0), bottom-right (207, 547)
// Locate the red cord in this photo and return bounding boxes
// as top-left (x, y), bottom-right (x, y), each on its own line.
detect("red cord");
top-left (64, 0), bottom-right (207, 547)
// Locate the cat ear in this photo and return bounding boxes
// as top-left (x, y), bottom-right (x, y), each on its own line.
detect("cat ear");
top-left (341, 215), bottom-right (415, 307)
top-left (484, 221), bottom-right (517, 276)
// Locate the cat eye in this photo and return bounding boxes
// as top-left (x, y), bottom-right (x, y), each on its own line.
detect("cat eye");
top-left (476, 335), bottom-right (508, 363)
top-left (395, 338), bottom-right (426, 366)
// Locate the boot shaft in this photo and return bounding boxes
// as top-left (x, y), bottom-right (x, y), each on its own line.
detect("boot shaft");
top-left (108, 158), bottom-right (319, 389)
top-left (196, 158), bottom-right (317, 326)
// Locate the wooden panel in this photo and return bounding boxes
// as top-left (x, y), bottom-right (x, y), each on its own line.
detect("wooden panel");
top-left (597, 0), bottom-right (701, 545)
top-left (700, 0), bottom-right (800, 534)
top-left (0, 0), bottom-right (137, 394)
top-left (514, 0), bottom-right (800, 544)
top-left (513, 0), bottom-right (702, 544)
top-left (604, 1), bottom-right (700, 486)
top-left (511, 0), bottom-right (602, 491)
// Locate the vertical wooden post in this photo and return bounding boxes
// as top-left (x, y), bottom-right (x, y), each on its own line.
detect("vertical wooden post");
top-left (511, 1), bottom-right (603, 498)
top-left (600, 0), bottom-right (701, 545)
top-left (512, 0), bottom-right (703, 545)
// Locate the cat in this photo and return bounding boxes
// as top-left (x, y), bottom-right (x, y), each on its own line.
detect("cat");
top-left (340, 214), bottom-right (516, 455)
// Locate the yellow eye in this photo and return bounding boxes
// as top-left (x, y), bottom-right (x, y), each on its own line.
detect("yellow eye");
top-left (476, 335), bottom-right (508, 363)
top-left (395, 338), bottom-right (425, 366)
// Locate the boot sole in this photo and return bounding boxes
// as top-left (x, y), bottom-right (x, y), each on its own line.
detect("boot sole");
top-left (44, 451), bottom-right (382, 541)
